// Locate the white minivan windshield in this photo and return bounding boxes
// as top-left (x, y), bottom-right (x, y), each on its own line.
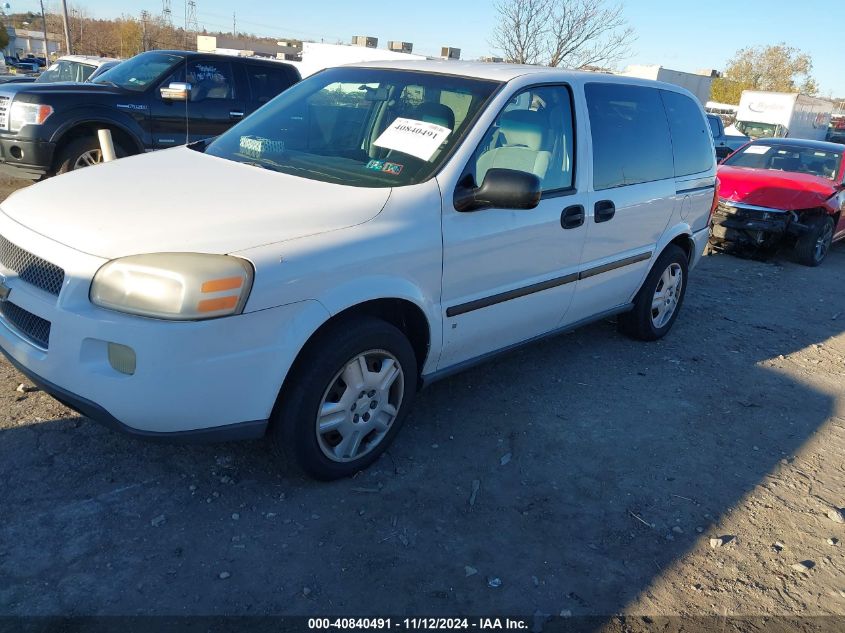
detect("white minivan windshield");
top-left (204, 67), bottom-right (501, 187)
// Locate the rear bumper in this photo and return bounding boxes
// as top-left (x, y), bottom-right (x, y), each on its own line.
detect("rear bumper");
top-left (0, 135), bottom-right (55, 179)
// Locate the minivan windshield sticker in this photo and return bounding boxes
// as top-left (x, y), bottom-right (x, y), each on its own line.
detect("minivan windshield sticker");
top-left (744, 146), bottom-right (771, 155)
top-left (366, 160), bottom-right (404, 176)
top-left (373, 117), bottom-right (451, 161)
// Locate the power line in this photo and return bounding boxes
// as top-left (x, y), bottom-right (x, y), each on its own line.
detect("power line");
top-left (161, 0), bottom-right (172, 26)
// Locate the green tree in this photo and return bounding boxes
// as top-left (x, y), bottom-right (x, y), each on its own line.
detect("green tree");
top-left (712, 43), bottom-right (817, 104)
top-left (0, 21), bottom-right (10, 51)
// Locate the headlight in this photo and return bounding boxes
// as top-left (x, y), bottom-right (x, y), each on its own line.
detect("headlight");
top-left (90, 253), bottom-right (254, 320)
top-left (9, 102), bottom-right (54, 132)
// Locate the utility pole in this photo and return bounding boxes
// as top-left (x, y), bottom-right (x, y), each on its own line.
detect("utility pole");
top-left (38, 0), bottom-right (49, 60)
top-left (232, 11), bottom-right (236, 36)
top-left (140, 10), bottom-right (149, 52)
top-left (60, 0), bottom-right (72, 54)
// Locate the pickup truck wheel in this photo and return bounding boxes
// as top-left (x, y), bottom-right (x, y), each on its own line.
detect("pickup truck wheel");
top-left (618, 245), bottom-right (688, 341)
top-left (793, 216), bottom-right (834, 267)
top-left (54, 136), bottom-right (126, 175)
top-left (270, 317), bottom-right (417, 481)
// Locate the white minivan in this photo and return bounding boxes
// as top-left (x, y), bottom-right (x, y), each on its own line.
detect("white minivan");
top-left (0, 61), bottom-right (716, 479)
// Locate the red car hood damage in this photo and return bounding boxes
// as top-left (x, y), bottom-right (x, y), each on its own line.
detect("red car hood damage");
top-left (718, 166), bottom-right (837, 211)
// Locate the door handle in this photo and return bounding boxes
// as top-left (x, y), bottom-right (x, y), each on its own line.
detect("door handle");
top-left (229, 111), bottom-right (244, 119)
top-left (594, 200), bottom-right (616, 223)
top-left (560, 205), bottom-right (585, 229)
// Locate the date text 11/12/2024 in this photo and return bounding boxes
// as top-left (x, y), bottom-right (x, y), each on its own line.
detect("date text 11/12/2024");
top-left (307, 617), bottom-right (530, 630)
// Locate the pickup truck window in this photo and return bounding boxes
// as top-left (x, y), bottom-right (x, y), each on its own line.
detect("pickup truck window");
top-left (246, 65), bottom-right (295, 104)
top-left (164, 60), bottom-right (236, 101)
top-left (467, 84), bottom-right (575, 192)
top-left (204, 67), bottom-right (500, 188)
top-left (586, 83), bottom-right (674, 190)
top-left (92, 51), bottom-right (183, 92)
top-left (707, 115), bottom-right (721, 138)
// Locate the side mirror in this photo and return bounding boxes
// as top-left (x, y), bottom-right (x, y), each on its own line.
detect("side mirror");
top-left (454, 168), bottom-right (542, 212)
top-left (160, 82), bottom-right (191, 101)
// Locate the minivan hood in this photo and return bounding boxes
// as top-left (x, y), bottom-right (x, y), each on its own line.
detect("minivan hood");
top-left (717, 165), bottom-right (837, 211)
top-left (1, 148), bottom-right (391, 259)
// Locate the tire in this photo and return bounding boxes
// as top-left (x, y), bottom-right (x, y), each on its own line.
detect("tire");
top-left (269, 316), bottom-right (418, 481)
top-left (54, 135), bottom-right (127, 175)
top-left (792, 215), bottom-right (834, 267)
top-left (618, 245), bottom-right (689, 342)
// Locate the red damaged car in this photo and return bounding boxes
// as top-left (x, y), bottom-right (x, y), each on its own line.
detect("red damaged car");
top-left (710, 138), bottom-right (845, 266)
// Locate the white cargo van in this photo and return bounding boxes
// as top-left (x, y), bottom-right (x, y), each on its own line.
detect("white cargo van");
top-left (730, 90), bottom-right (833, 141)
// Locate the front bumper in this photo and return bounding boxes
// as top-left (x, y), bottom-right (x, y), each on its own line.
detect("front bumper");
top-left (0, 212), bottom-right (330, 439)
top-left (0, 135), bottom-right (55, 180)
top-left (710, 201), bottom-right (809, 248)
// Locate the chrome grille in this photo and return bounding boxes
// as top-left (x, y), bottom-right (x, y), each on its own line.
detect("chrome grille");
top-left (0, 301), bottom-right (51, 349)
top-left (0, 234), bottom-right (65, 296)
top-left (0, 96), bottom-right (9, 130)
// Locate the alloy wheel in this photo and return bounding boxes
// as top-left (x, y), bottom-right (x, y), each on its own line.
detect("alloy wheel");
top-left (815, 220), bottom-right (833, 263)
top-left (74, 149), bottom-right (103, 169)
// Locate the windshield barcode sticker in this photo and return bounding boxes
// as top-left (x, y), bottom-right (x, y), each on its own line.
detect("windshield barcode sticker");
top-left (744, 146), bottom-right (771, 155)
top-left (373, 118), bottom-right (451, 161)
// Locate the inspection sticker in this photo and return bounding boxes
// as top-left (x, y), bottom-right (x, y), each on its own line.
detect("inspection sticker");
top-left (373, 117), bottom-right (451, 161)
top-left (366, 160), bottom-right (404, 175)
top-left (744, 145), bottom-right (771, 155)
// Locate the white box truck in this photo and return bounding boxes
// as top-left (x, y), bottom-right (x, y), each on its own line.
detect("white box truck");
top-left (728, 91), bottom-right (833, 140)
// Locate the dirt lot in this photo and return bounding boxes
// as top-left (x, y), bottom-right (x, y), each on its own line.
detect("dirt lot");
top-left (1, 174), bottom-right (845, 625)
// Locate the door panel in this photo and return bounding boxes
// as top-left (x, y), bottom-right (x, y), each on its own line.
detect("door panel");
top-left (150, 59), bottom-right (244, 148)
top-left (439, 84), bottom-right (587, 370)
top-left (566, 83), bottom-right (678, 322)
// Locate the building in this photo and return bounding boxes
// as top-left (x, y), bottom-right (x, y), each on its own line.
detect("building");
top-left (289, 41), bottom-right (428, 78)
top-left (388, 41), bottom-right (413, 54)
top-left (440, 47), bottom-right (460, 60)
top-left (619, 64), bottom-right (714, 104)
top-left (3, 27), bottom-right (62, 59)
top-left (351, 36), bottom-right (378, 49)
top-left (196, 35), bottom-right (302, 61)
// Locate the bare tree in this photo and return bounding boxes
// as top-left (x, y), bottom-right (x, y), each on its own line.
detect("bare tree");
top-left (492, 0), bottom-right (635, 69)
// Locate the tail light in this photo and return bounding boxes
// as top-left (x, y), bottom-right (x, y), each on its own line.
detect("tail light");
top-left (709, 177), bottom-right (720, 222)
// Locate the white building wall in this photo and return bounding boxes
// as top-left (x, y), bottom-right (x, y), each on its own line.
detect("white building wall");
top-left (620, 64), bottom-right (714, 104)
top-left (290, 42), bottom-right (428, 78)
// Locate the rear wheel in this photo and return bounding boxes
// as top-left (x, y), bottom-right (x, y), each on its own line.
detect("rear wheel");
top-left (269, 317), bottom-right (418, 480)
top-left (54, 135), bottom-right (127, 175)
top-left (618, 245), bottom-right (688, 341)
top-left (793, 215), bottom-right (834, 267)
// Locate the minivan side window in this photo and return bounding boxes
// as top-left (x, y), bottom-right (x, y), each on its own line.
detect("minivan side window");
top-left (467, 85), bottom-right (575, 192)
top-left (585, 83), bottom-right (674, 190)
top-left (662, 91), bottom-right (715, 176)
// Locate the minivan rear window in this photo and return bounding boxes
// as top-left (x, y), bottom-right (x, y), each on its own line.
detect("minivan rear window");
top-left (585, 83), bottom-right (674, 190)
top-left (661, 90), bottom-right (714, 176)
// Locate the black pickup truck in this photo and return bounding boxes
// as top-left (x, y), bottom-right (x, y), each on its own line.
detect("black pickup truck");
top-left (0, 50), bottom-right (300, 179)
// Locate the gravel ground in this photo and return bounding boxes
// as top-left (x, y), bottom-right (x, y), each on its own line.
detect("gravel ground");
top-left (1, 174), bottom-right (845, 622)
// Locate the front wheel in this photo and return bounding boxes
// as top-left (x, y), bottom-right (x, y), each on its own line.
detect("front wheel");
top-left (618, 245), bottom-right (689, 341)
top-left (270, 317), bottom-right (418, 480)
top-left (54, 136), bottom-right (127, 175)
top-left (793, 215), bottom-right (834, 267)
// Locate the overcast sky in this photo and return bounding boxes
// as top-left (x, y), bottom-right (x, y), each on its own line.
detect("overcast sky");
top-left (15, 0), bottom-right (844, 98)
